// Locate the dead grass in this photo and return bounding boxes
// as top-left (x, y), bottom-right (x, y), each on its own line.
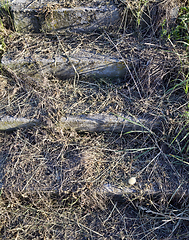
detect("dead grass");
top-left (0, 54), bottom-right (189, 238)
top-left (0, 0), bottom-right (189, 239)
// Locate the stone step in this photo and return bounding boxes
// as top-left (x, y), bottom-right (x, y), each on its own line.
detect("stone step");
top-left (1, 34), bottom-right (130, 80)
top-left (8, 0), bottom-right (121, 33)
top-left (0, 113), bottom-right (161, 192)
top-left (96, 181), bottom-right (189, 203)
top-left (0, 116), bottom-right (40, 132)
top-left (6, 0), bottom-right (180, 34)
top-left (59, 114), bottom-right (162, 133)
top-left (0, 113), bottom-right (161, 133)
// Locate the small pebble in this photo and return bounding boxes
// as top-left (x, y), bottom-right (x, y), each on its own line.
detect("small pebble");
top-left (128, 177), bottom-right (136, 185)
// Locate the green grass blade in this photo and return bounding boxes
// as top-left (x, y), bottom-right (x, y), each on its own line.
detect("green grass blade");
top-left (111, 112), bottom-right (155, 135)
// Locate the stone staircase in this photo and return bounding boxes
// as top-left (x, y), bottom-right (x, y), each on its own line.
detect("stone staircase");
top-left (0, 0), bottom-right (188, 203)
